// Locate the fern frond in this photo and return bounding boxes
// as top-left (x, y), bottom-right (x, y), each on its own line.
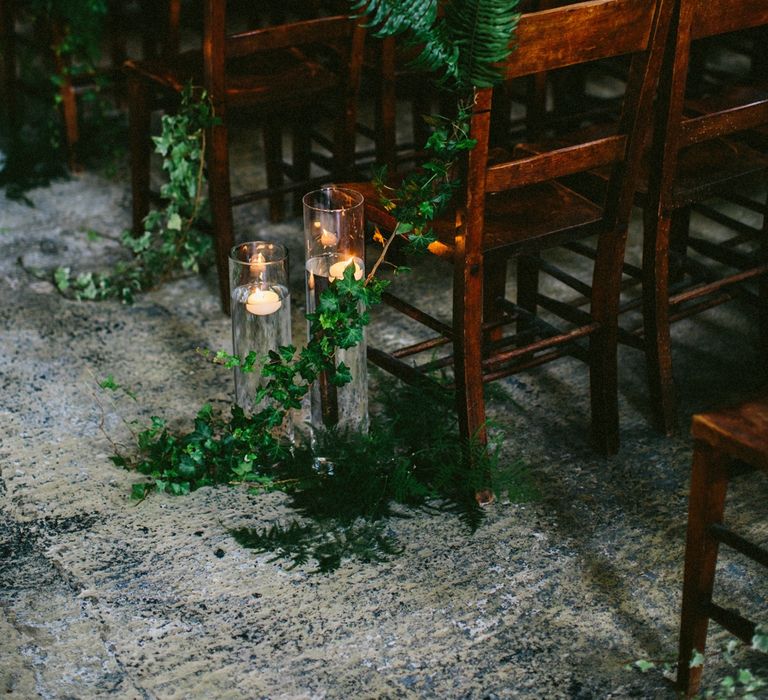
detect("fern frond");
top-left (444, 0), bottom-right (520, 88)
top-left (350, 0), bottom-right (439, 38)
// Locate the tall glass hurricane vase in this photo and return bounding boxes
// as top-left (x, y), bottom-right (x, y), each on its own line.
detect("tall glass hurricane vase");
top-left (229, 242), bottom-right (292, 430)
top-left (302, 187), bottom-right (368, 434)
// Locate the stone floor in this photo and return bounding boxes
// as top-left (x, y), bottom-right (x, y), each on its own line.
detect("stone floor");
top-left (1, 128), bottom-right (768, 699)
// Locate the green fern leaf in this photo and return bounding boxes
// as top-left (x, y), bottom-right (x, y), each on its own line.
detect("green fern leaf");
top-left (444, 0), bottom-right (520, 88)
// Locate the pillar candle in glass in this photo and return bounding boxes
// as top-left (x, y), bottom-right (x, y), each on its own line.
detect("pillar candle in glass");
top-left (302, 187), bottom-right (368, 433)
top-left (229, 242), bottom-right (291, 424)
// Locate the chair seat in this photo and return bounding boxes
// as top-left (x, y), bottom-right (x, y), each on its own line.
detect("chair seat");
top-left (124, 47), bottom-right (340, 111)
top-left (347, 178), bottom-right (602, 259)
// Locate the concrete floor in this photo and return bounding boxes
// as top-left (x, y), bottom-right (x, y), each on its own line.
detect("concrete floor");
top-left (1, 122), bottom-right (768, 699)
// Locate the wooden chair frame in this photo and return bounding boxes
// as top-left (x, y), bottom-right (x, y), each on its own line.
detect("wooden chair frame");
top-left (125, 5), bottom-right (366, 311)
top-left (640, 0), bottom-right (768, 434)
top-left (359, 0), bottom-right (675, 457)
top-left (676, 394), bottom-right (768, 697)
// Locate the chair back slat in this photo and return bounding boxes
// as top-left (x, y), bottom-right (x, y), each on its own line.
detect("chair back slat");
top-left (647, 0), bottom-right (768, 209)
top-left (461, 0), bottom-right (674, 250)
top-left (227, 16), bottom-right (354, 59)
top-left (681, 102), bottom-right (768, 148)
top-left (502, 0), bottom-right (655, 79)
top-left (691, 0), bottom-right (768, 40)
top-left (485, 135), bottom-right (627, 192)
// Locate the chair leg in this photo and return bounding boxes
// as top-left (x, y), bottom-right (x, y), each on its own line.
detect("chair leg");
top-left (483, 257), bottom-right (507, 345)
top-left (589, 230), bottom-right (625, 456)
top-left (453, 252), bottom-right (491, 501)
top-left (263, 119), bottom-right (284, 223)
top-left (676, 443), bottom-right (730, 698)
top-left (669, 207), bottom-right (691, 283)
top-left (50, 22), bottom-right (80, 172)
top-left (0, 0), bottom-right (18, 132)
top-left (759, 188), bottom-right (768, 356)
top-left (291, 118), bottom-right (311, 216)
top-left (374, 36), bottom-right (397, 172)
top-left (643, 206), bottom-right (678, 435)
top-left (516, 254), bottom-right (539, 341)
top-left (207, 117), bottom-right (235, 314)
top-left (127, 73), bottom-right (152, 238)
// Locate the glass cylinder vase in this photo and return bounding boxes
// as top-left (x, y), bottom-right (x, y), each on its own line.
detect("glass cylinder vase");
top-left (302, 187), bottom-right (368, 434)
top-left (229, 242), bottom-right (292, 429)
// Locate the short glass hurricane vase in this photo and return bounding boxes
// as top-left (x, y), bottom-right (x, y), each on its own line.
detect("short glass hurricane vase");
top-left (229, 241), bottom-right (292, 428)
top-left (302, 187), bottom-right (368, 434)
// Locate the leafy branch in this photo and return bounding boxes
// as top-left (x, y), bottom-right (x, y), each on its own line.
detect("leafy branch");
top-left (54, 85), bottom-right (215, 303)
top-left (351, 0), bottom-right (519, 245)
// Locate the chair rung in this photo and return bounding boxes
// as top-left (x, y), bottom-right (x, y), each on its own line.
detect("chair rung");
top-left (482, 347), bottom-right (571, 382)
top-left (669, 291), bottom-right (737, 322)
top-left (230, 173), bottom-right (334, 205)
top-left (482, 321), bottom-right (598, 371)
top-left (535, 292), bottom-right (593, 327)
top-left (617, 324), bottom-right (645, 350)
top-left (382, 292), bottom-right (453, 338)
top-left (707, 602), bottom-right (756, 645)
top-left (687, 234), bottom-right (758, 269)
top-left (692, 203), bottom-right (762, 239)
top-left (367, 346), bottom-right (447, 392)
top-left (721, 191), bottom-right (768, 216)
top-left (537, 260), bottom-right (593, 298)
top-left (563, 241), bottom-right (643, 279)
top-left (391, 335), bottom-right (451, 359)
top-left (709, 523), bottom-right (768, 568)
top-left (669, 263), bottom-right (768, 306)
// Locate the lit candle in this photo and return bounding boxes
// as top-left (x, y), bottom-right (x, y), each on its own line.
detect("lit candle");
top-left (249, 252), bottom-right (266, 275)
top-left (328, 257), bottom-right (364, 282)
top-left (245, 288), bottom-right (282, 315)
top-left (319, 228), bottom-right (338, 247)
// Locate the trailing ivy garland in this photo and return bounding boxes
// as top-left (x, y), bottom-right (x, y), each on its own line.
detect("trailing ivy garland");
top-left (55, 86), bottom-right (215, 302)
top-left (91, 0), bottom-right (527, 569)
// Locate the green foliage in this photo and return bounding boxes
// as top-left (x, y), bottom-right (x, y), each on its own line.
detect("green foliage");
top-left (0, 0), bottom-right (118, 197)
top-left (54, 86), bottom-right (215, 303)
top-left (121, 266), bottom-right (388, 499)
top-left (107, 369), bottom-right (536, 571)
top-left (119, 403), bottom-right (290, 500)
top-left (351, 0), bottom-right (519, 90)
top-left (372, 103), bottom-right (476, 250)
top-left (29, 0), bottom-right (109, 68)
top-left (628, 627), bottom-right (768, 699)
top-left (351, 0), bottom-right (519, 247)
top-left (444, 0), bottom-right (520, 89)
top-left (689, 629), bottom-right (768, 699)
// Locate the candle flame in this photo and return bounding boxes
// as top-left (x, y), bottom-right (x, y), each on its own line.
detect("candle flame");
top-left (249, 252), bottom-right (266, 274)
top-left (319, 228), bottom-right (337, 247)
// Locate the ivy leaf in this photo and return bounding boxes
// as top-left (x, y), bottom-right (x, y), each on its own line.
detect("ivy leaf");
top-left (167, 212), bottom-right (182, 231)
top-left (54, 267), bottom-right (71, 291)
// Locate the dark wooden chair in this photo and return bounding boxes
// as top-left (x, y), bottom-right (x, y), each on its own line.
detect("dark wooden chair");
top-left (344, 0), bottom-right (674, 459)
top-left (0, 0), bottom-right (175, 172)
top-left (638, 0), bottom-right (768, 434)
top-left (515, 0), bottom-right (768, 435)
top-left (676, 392), bottom-right (768, 697)
top-left (124, 3), bottom-right (366, 311)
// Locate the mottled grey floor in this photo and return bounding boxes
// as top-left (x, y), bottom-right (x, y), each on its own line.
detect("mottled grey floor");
top-left (1, 150), bottom-right (768, 699)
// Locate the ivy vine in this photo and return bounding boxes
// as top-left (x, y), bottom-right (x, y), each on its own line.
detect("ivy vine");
top-left (54, 86), bottom-right (215, 303)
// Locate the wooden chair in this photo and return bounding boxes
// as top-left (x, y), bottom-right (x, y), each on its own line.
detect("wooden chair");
top-left (345, 0), bottom-right (674, 459)
top-left (676, 392), bottom-right (768, 697)
top-left (638, 0), bottom-right (768, 434)
top-left (0, 0), bottom-right (173, 172)
top-left (124, 3), bottom-right (366, 311)
top-left (515, 0), bottom-right (768, 435)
